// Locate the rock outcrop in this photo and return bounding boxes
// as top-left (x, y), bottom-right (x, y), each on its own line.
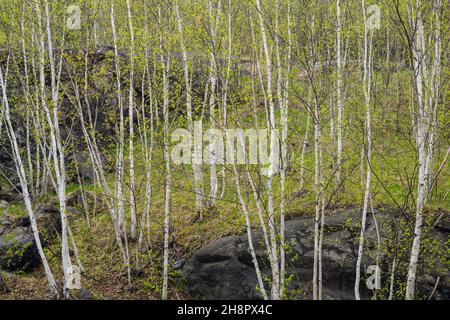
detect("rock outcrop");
top-left (183, 208), bottom-right (450, 300)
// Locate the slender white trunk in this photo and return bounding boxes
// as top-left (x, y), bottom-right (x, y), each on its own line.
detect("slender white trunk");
top-left (110, 0), bottom-right (126, 231)
top-left (318, 151), bottom-right (325, 300)
top-left (355, 1), bottom-right (373, 300)
top-left (425, 0), bottom-right (442, 197)
top-left (220, 0), bottom-right (232, 199)
top-left (1, 64), bottom-right (60, 298)
top-left (406, 0), bottom-right (428, 300)
top-left (138, 12), bottom-right (154, 247)
top-left (388, 255), bottom-right (397, 300)
top-left (126, 0), bottom-right (137, 240)
top-left (276, 0), bottom-right (291, 297)
top-left (160, 7), bottom-right (171, 299)
top-left (299, 90), bottom-right (311, 190)
top-left (207, 0), bottom-right (221, 206)
top-left (161, 58), bottom-right (171, 301)
top-left (174, 0), bottom-right (204, 213)
top-left (35, 0), bottom-right (73, 297)
top-left (255, 0), bottom-right (280, 300)
top-left (229, 128), bottom-right (268, 300)
top-left (69, 64), bottom-right (130, 276)
top-left (336, 0), bottom-right (343, 185)
top-left (312, 91), bottom-right (322, 300)
top-left (309, 16), bottom-right (323, 299)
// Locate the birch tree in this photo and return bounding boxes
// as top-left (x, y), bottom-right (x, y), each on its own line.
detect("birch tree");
top-left (110, 0), bottom-right (126, 232)
top-left (207, 0), bottom-right (222, 207)
top-left (34, 0), bottom-right (74, 298)
top-left (160, 5), bottom-right (171, 300)
top-left (1, 59), bottom-right (60, 299)
top-left (220, 0), bottom-right (232, 199)
top-left (405, 0), bottom-right (442, 300)
top-left (255, 0), bottom-right (280, 300)
top-left (336, 0), bottom-right (343, 186)
top-left (174, 0), bottom-right (204, 214)
top-left (138, 4), bottom-right (155, 249)
top-left (126, 0), bottom-right (137, 240)
top-left (354, 0), bottom-right (374, 300)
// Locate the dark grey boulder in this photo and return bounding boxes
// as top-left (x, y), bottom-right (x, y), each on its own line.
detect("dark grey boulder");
top-left (0, 204), bottom-right (62, 272)
top-left (183, 208), bottom-right (450, 300)
top-left (18, 204), bottom-right (62, 240)
top-left (0, 217), bottom-right (40, 271)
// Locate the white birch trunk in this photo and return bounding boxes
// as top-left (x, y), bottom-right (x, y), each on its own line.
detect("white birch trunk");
top-left (110, 0), bottom-right (126, 232)
top-left (355, 0), bottom-right (373, 300)
top-left (174, 0), bottom-right (204, 214)
top-left (207, 0), bottom-right (221, 207)
top-left (229, 128), bottom-right (268, 300)
top-left (0, 64), bottom-right (60, 299)
top-left (255, 0), bottom-right (280, 300)
top-left (406, 0), bottom-right (428, 300)
top-left (312, 91), bottom-right (322, 300)
top-left (160, 6), bottom-right (171, 299)
top-left (126, 0), bottom-right (137, 240)
top-left (220, 0), bottom-right (233, 199)
top-left (336, 0), bottom-right (343, 185)
top-left (35, 0), bottom-right (74, 297)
